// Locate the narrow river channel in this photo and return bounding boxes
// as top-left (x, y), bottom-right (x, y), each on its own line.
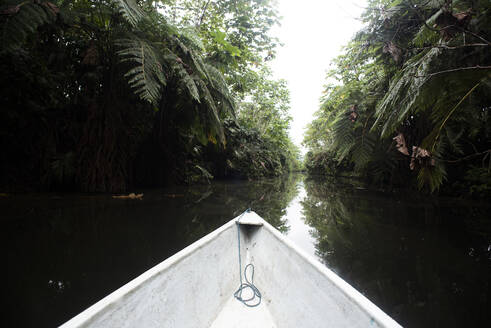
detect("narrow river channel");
top-left (3, 174), bottom-right (490, 327)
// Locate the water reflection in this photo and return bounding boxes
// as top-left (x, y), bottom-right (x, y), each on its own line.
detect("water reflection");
top-left (2, 175), bottom-right (300, 327)
top-left (282, 183), bottom-right (317, 257)
top-left (300, 177), bottom-right (491, 328)
top-left (3, 174), bottom-right (490, 327)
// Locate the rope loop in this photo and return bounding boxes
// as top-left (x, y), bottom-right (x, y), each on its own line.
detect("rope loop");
top-left (234, 264), bottom-right (261, 307)
top-left (234, 208), bottom-right (261, 307)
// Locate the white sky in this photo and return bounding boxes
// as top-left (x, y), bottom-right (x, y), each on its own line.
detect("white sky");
top-left (270, 0), bottom-right (367, 152)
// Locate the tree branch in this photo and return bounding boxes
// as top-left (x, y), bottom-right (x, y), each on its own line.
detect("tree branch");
top-left (196, 0), bottom-right (212, 28)
top-left (455, 25), bottom-right (491, 45)
top-left (443, 150), bottom-right (490, 163)
top-left (407, 0), bottom-right (491, 45)
top-left (414, 65), bottom-right (491, 78)
top-left (407, 43), bottom-right (489, 51)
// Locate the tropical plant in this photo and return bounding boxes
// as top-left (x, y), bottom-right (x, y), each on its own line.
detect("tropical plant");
top-left (0, 0), bottom-right (236, 191)
top-left (304, 0), bottom-right (490, 194)
top-left (0, 0), bottom-right (298, 191)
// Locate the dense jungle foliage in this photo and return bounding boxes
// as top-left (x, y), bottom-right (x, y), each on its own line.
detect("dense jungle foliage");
top-left (0, 0), bottom-right (299, 192)
top-left (304, 0), bottom-right (490, 197)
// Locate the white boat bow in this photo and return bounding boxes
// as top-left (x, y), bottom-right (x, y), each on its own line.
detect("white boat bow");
top-left (60, 211), bottom-right (402, 327)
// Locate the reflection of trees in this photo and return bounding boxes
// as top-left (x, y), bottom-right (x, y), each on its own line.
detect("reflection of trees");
top-left (301, 178), bottom-right (491, 328)
top-left (184, 174), bottom-right (301, 235)
top-left (302, 193), bottom-right (353, 265)
top-left (3, 175), bottom-right (301, 327)
top-left (244, 174), bottom-right (301, 232)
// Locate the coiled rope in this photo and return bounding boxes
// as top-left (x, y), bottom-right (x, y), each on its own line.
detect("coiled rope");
top-left (233, 208), bottom-right (262, 307)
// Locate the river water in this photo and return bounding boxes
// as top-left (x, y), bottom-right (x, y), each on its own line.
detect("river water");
top-left (2, 174), bottom-right (490, 327)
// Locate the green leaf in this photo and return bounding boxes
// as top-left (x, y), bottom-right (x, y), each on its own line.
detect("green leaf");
top-left (116, 37), bottom-right (166, 105)
top-left (113, 0), bottom-right (144, 27)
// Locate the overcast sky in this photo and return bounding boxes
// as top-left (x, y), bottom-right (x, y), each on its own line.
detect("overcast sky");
top-left (270, 0), bottom-right (367, 152)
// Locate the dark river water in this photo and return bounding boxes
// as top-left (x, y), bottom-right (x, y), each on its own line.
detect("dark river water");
top-left (2, 174), bottom-right (490, 327)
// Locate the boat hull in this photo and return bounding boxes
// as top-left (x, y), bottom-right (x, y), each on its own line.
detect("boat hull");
top-left (60, 211), bottom-right (401, 327)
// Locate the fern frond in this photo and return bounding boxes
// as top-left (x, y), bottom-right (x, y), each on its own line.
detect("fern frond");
top-left (179, 27), bottom-right (205, 51)
top-left (1, 1), bottom-right (58, 52)
top-left (174, 36), bottom-right (211, 83)
top-left (417, 164), bottom-right (446, 192)
top-left (205, 63), bottom-right (236, 117)
top-left (336, 140), bottom-right (355, 162)
top-left (415, 139), bottom-right (447, 192)
top-left (195, 165), bottom-right (213, 182)
top-left (422, 79), bottom-right (486, 151)
top-left (116, 37), bottom-right (165, 105)
top-left (412, 9), bottom-right (442, 47)
top-left (331, 113), bottom-right (355, 153)
top-left (373, 48), bottom-right (441, 137)
top-left (113, 0), bottom-right (144, 27)
top-left (195, 79), bottom-right (225, 144)
top-left (443, 126), bottom-right (465, 155)
top-left (180, 72), bottom-right (200, 102)
top-left (352, 132), bottom-right (376, 170)
top-left (368, 146), bottom-right (399, 184)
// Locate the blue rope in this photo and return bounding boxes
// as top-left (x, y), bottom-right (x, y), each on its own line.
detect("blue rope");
top-left (234, 208), bottom-right (261, 307)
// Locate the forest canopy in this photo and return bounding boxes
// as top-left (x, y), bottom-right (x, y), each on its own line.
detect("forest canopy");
top-left (0, 0), bottom-right (300, 192)
top-left (303, 0), bottom-right (490, 197)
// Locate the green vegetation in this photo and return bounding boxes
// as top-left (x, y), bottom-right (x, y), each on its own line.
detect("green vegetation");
top-left (0, 0), bottom-right (299, 192)
top-left (304, 0), bottom-right (490, 197)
